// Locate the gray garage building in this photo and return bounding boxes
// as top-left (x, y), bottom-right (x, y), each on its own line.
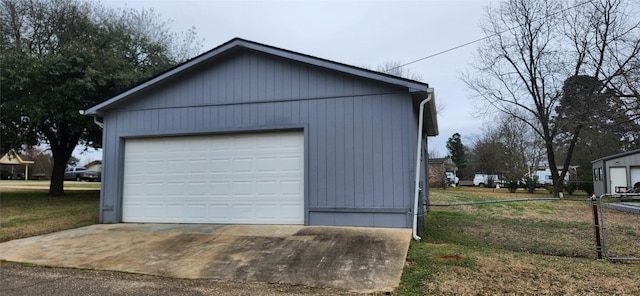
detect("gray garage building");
top-left (84, 38), bottom-right (438, 233)
top-left (592, 149), bottom-right (640, 196)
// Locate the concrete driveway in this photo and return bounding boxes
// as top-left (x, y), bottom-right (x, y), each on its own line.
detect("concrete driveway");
top-left (0, 224), bottom-right (411, 293)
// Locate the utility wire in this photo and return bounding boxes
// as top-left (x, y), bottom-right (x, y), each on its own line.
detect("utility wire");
top-left (391, 0), bottom-right (592, 70)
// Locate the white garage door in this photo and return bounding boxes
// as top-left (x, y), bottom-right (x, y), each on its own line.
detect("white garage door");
top-left (631, 167), bottom-right (640, 186)
top-left (609, 167), bottom-right (628, 193)
top-left (122, 131), bottom-right (304, 224)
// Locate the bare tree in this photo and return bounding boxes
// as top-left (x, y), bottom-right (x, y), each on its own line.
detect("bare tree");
top-left (466, 112), bottom-right (546, 182)
top-left (495, 113), bottom-right (546, 179)
top-left (376, 60), bottom-right (424, 81)
top-left (373, 61), bottom-right (448, 114)
top-left (428, 148), bottom-right (442, 159)
top-left (565, 0), bottom-right (640, 114)
top-left (468, 133), bottom-right (506, 176)
top-left (463, 0), bottom-right (640, 197)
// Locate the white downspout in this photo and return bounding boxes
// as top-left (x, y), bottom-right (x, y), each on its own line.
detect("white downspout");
top-left (79, 110), bottom-right (104, 129)
top-left (93, 117), bottom-right (104, 129)
top-left (412, 91), bottom-right (434, 241)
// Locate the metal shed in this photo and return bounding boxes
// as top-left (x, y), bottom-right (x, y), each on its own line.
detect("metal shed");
top-left (84, 38), bottom-right (438, 232)
top-left (592, 149), bottom-right (640, 196)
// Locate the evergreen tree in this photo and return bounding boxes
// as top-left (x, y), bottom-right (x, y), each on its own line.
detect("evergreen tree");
top-left (446, 133), bottom-right (467, 178)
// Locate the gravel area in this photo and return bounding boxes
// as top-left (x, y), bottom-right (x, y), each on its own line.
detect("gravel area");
top-left (0, 263), bottom-right (361, 296)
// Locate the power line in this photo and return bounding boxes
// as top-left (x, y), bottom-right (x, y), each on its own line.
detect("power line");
top-left (392, 1), bottom-right (592, 70)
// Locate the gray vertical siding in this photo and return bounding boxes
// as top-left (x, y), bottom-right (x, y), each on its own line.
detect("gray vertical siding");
top-left (99, 49), bottom-right (420, 228)
top-left (593, 160), bottom-right (605, 197)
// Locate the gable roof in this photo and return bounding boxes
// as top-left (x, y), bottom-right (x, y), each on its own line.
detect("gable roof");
top-left (83, 38), bottom-right (438, 135)
top-left (85, 160), bottom-right (102, 167)
top-left (592, 149), bottom-right (640, 164)
top-left (428, 157), bottom-right (457, 169)
top-left (0, 149), bottom-right (35, 165)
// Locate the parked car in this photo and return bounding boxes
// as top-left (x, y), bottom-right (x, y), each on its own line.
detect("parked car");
top-left (64, 167), bottom-right (101, 182)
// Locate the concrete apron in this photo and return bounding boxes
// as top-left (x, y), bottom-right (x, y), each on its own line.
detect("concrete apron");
top-left (0, 224), bottom-right (412, 293)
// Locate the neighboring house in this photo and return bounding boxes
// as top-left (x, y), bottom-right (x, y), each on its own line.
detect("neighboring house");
top-left (85, 160), bottom-right (102, 173)
top-left (0, 149), bottom-right (35, 180)
top-left (428, 157), bottom-right (457, 187)
top-left (592, 149), bottom-right (640, 196)
top-left (83, 38), bottom-right (439, 231)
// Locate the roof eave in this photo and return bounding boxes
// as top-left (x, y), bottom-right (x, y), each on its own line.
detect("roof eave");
top-left (411, 90), bottom-right (439, 136)
top-left (591, 149), bottom-right (640, 164)
top-left (84, 38), bottom-right (431, 116)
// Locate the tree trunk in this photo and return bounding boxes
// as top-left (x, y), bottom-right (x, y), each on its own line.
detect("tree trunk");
top-left (47, 132), bottom-right (81, 196)
top-left (546, 154), bottom-right (563, 198)
top-left (555, 125), bottom-right (583, 199)
top-left (542, 127), bottom-right (562, 199)
top-left (48, 155), bottom-right (67, 196)
top-left (554, 182), bottom-right (564, 199)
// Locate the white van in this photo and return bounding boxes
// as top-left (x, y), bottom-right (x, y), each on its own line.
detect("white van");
top-left (473, 174), bottom-right (505, 187)
top-left (527, 169), bottom-right (569, 185)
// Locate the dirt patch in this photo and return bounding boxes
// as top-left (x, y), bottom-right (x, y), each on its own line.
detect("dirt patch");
top-left (440, 255), bottom-right (465, 261)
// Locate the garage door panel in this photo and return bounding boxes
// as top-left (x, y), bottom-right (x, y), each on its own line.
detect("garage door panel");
top-left (279, 157), bottom-right (303, 171)
top-left (233, 158), bottom-right (257, 172)
top-left (208, 205), bottom-right (232, 216)
top-left (281, 180), bottom-right (303, 194)
top-left (187, 182), bottom-right (208, 192)
top-left (166, 204), bottom-right (185, 218)
top-left (631, 167), bottom-right (640, 185)
top-left (123, 131), bottom-right (304, 224)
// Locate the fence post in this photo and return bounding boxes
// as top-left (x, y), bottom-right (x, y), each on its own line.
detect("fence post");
top-left (591, 195), bottom-right (603, 259)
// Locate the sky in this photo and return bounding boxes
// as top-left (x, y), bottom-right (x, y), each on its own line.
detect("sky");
top-left (77, 0), bottom-right (495, 164)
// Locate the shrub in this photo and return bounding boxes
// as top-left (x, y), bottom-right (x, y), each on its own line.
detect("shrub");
top-left (507, 180), bottom-right (519, 193)
top-left (523, 175), bottom-right (538, 193)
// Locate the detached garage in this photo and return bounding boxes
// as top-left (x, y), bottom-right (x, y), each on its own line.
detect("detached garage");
top-left (84, 38), bottom-right (438, 232)
top-left (592, 149), bottom-right (640, 196)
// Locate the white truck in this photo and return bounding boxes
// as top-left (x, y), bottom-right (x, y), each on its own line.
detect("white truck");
top-left (473, 173), bottom-right (506, 187)
top-left (445, 172), bottom-right (459, 186)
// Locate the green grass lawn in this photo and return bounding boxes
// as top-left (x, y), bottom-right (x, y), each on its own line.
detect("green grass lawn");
top-left (396, 187), bottom-right (640, 295)
top-left (0, 190), bottom-right (100, 242)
